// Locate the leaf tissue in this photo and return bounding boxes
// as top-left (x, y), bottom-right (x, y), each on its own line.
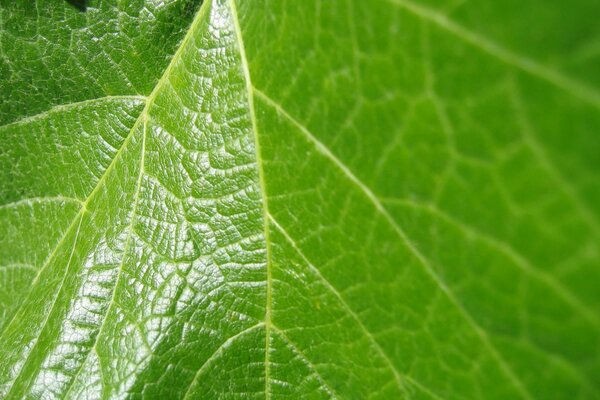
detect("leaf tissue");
top-left (1, 0), bottom-right (599, 398)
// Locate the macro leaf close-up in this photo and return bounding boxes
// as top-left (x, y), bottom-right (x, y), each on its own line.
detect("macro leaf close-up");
top-left (1, 0), bottom-right (599, 398)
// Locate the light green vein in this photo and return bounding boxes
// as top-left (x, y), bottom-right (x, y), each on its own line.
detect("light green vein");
top-left (0, 96), bottom-right (147, 342)
top-left (228, 0), bottom-right (274, 398)
top-left (424, 68), bottom-right (599, 329)
top-left (270, 325), bottom-right (339, 399)
top-left (254, 87), bottom-right (533, 400)
top-left (182, 322), bottom-right (265, 400)
top-left (60, 0), bottom-right (220, 394)
top-left (384, 0), bottom-right (600, 109)
top-left (4, 213), bottom-right (84, 398)
top-left (0, 95), bottom-right (147, 131)
top-left (0, 0), bottom-right (216, 391)
top-left (268, 213), bottom-right (444, 400)
top-left (0, 263), bottom-right (37, 272)
top-left (0, 196), bottom-right (83, 210)
top-left (62, 111), bottom-right (147, 400)
top-left (380, 196), bottom-right (600, 331)
top-left (508, 78), bottom-right (600, 235)
top-left (267, 214), bottom-right (405, 388)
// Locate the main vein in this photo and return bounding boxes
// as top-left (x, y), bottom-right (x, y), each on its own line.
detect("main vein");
top-left (227, 1), bottom-right (274, 398)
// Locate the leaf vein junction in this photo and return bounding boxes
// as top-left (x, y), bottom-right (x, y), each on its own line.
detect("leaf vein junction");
top-left (253, 87), bottom-right (533, 400)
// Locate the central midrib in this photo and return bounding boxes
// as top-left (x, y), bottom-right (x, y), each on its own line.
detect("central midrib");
top-left (226, 0), bottom-right (274, 398)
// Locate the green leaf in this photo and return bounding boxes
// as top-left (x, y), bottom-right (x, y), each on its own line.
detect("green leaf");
top-left (1, 0), bottom-right (599, 398)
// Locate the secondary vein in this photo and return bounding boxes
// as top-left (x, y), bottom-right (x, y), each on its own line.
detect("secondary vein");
top-left (253, 87), bottom-right (533, 400)
top-left (384, 0), bottom-right (600, 109)
top-left (0, 0), bottom-right (214, 394)
top-left (0, 95), bottom-right (147, 131)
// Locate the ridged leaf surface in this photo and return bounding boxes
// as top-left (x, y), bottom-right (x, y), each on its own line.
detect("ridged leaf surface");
top-left (1, 0), bottom-right (599, 398)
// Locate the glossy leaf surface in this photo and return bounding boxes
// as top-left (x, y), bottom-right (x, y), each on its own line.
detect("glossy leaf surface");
top-left (1, 0), bottom-right (599, 398)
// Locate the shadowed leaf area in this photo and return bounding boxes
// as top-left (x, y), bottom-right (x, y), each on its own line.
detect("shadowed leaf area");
top-left (65, 0), bottom-right (87, 12)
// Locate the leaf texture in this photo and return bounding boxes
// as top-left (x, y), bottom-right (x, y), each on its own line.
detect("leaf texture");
top-left (1, 0), bottom-right (599, 398)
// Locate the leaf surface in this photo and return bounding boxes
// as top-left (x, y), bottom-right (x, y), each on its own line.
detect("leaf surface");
top-left (1, 0), bottom-right (599, 398)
